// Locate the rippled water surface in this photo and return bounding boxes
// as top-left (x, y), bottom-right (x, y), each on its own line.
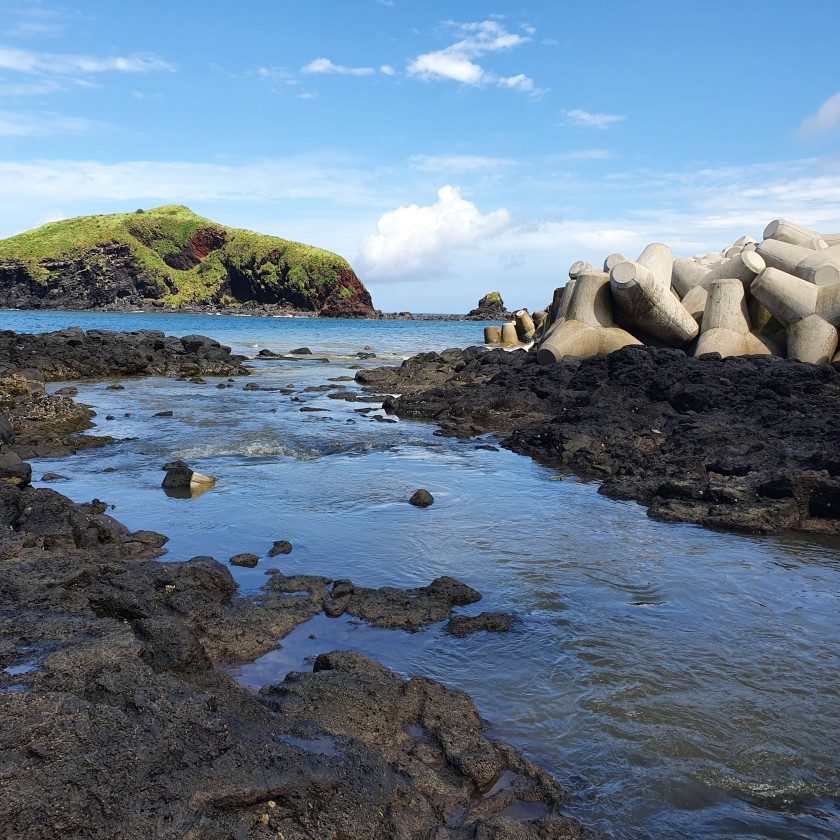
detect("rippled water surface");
top-left (5, 310), bottom-right (840, 839)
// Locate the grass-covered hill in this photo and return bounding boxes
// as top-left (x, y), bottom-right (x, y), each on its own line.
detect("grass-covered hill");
top-left (0, 205), bottom-right (376, 316)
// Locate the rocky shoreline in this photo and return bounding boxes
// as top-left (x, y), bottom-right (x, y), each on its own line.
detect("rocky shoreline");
top-left (358, 345), bottom-right (840, 535)
top-left (0, 329), bottom-right (586, 840)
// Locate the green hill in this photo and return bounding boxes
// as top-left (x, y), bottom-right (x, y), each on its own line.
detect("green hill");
top-left (0, 205), bottom-right (376, 316)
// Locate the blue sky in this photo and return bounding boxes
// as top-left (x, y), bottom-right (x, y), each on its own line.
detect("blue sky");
top-left (1, 0), bottom-right (839, 312)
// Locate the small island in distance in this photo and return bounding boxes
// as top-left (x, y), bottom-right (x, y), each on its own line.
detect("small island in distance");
top-left (0, 204), bottom-right (376, 318)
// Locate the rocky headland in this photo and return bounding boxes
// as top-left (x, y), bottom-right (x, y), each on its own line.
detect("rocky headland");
top-left (0, 329), bottom-right (586, 840)
top-left (0, 205), bottom-right (377, 318)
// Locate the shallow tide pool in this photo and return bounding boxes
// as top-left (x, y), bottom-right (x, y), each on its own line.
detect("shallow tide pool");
top-left (8, 310), bottom-right (840, 839)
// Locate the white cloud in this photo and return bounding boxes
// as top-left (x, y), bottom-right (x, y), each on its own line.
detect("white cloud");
top-left (0, 46), bottom-right (175, 75)
top-left (0, 110), bottom-right (102, 137)
top-left (798, 91), bottom-right (840, 141)
top-left (379, 64), bottom-right (396, 76)
top-left (406, 20), bottom-right (540, 94)
top-left (356, 185), bottom-right (514, 280)
top-left (409, 154), bottom-right (517, 172)
top-left (562, 108), bottom-right (625, 129)
top-left (551, 149), bottom-right (613, 161)
top-left (301, 57), bottom-right (375, 76)
top-left (0, 157), bottom-right (382, 208)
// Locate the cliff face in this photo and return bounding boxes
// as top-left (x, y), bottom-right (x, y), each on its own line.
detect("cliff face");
top-left (0, 205), bottom-right (377, 317)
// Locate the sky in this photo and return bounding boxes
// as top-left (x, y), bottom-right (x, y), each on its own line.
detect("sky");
top-left (1, 0), bottom-right (840, 313)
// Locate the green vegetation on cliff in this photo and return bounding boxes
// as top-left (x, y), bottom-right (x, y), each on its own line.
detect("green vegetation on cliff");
top-left (0, 205), bottom-right (372, 314)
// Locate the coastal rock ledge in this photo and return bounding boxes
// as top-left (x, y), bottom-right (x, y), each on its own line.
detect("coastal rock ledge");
top-left (359, 344), bottom-right (840, 535)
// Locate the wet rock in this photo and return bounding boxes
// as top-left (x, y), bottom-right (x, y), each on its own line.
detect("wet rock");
top-left (343, 575), bottom-right (481, 631)
top-left (376, 345), bottom-right (840, 535)
top-left (153, 410), bottom-right (174, 417)
top-left (300, 406), bottom-right (329, 412)
top-left (0, 328), bottom-right (248, 380)
top-left (445, 612), bottom-right (515, 637)
top-left (230, 552), bottom-right (259, 568)
top-left (0, 451), bottom-right (31, 486)
top-left (257, 348), bottom-right (280, 357)
top-left (40, 472), bottom-right (67, 482)
top-left (290, 347), bottom-right (312, 355)
top-left (267, 539), bottom-right (293, 556)
top-left (243, 382), bottom-right (262, 391)
top-left (161, 460), bottom-right (215, 491)
top-left (258, 651), bottom-right (579, 837)
top-left (355, 351), bottom-right (376, 359)
top-left (106, 383), bottom-right (125, 390)
top-left (409, 488), bottom-right (435, 507)
top-left (55, 386), bottom-right (78, 395)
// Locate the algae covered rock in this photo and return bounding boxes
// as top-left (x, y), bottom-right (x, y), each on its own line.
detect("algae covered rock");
top-left (0, 205), bottom-right (376, 316)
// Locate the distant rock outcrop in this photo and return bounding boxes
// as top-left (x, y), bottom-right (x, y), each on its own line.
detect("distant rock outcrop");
top-left (0, 205), bottom-right (377, 317)
top-left (465, 291), bottom-right (512, 320)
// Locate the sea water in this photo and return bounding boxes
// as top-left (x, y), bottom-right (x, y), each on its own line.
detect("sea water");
top-left (4, 309), bottom-right (840, 840)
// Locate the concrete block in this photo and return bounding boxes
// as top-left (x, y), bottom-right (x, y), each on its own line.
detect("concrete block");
top-left (500, 322), bottom-right (520, 346)
top-left (636, 243), bottom-right (675, 291)
top-left (537, 272), bottom-right (642, 365)
top-left (569, 260), bottom-right (594, 279)
top-left (603, 253), bottom-right (626, 272)
top-left (672, 258), bottom-right (710, 297)
top-left (694, 280), bottom-right (777, 358)
top-left (515, 309), bottom-right (536, 342)
top-left (787, 314), bottom-right (838, 364)
top-left (756, 238), bottom-right (840, 286)
top-left (610, 259), bottom-right (698, 345)
top-left (484, 325), bottom-right (502, 344)
top-left (763, 219), bottom-right (825, 247)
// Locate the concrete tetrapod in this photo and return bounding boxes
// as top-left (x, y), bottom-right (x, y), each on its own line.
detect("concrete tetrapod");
top-left (603, 253), bottom-right (626, 272)
top-left (671, 258), bottom-right (711, 298)
top-left (483, 325), bottom-right (502, 344)
top-left (541, 280), bottom-right (577, 340)
top-left (536, 271), bottom-right (642, 365)
top-left (635, 243), bottom-right (675, 291)
top-left (751, 267), bottom-right (840, 364)
top-left (694, 279), bottom-right (777, 358)
top-left (680, 251), bottom-right (766, 322)
top-left (763, 219), bottom-right (828, 248)
top-left (610, 259), bottom-right (699, 345)
top-left (500, 322), bottom-right (520, 346)
top-left (515, 309), bottom-right (536, 342)
top-left (756, 239), bottom-right (840, 286)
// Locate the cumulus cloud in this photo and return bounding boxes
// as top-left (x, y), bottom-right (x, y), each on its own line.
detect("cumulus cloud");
top-left (356, 185), bottom-right (514, 280)
top-left (798, 91), bottom-right (840, 141)
top-left (562, 108), bottom-right (625, 129)
top-left (0, 45), bottom-right (175, 75)
top-left (301, 57), bottom-right (375, 76)
top-left (379, 64), bottom-right (396, 76)
top-left (406, 20), bottom-right (540, 94)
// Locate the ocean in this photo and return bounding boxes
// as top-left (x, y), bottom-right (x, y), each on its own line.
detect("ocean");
top-left (3, 309), bottom-right (840, 840)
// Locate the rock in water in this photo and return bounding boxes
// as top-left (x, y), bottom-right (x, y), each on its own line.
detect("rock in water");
top-left (409, 488), bottom-right (435, 507)
top-left (466, 291), bottom-right (512, 321)
top-left (229, 553), bottom-right (259, 568)
top-left (268, 540), bottom-right (293, 556)
top-left (161, 460), bottom-right (215, 492)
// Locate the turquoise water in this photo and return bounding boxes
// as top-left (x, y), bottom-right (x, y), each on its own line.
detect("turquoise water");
top-left (4, 310), bottom-right (840, 840)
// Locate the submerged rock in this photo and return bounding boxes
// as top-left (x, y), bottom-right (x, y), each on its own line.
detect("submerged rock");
top-left (409, 488), bottom-right (435, 507)
top-left (267, 539), bottom-right (293, 557)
